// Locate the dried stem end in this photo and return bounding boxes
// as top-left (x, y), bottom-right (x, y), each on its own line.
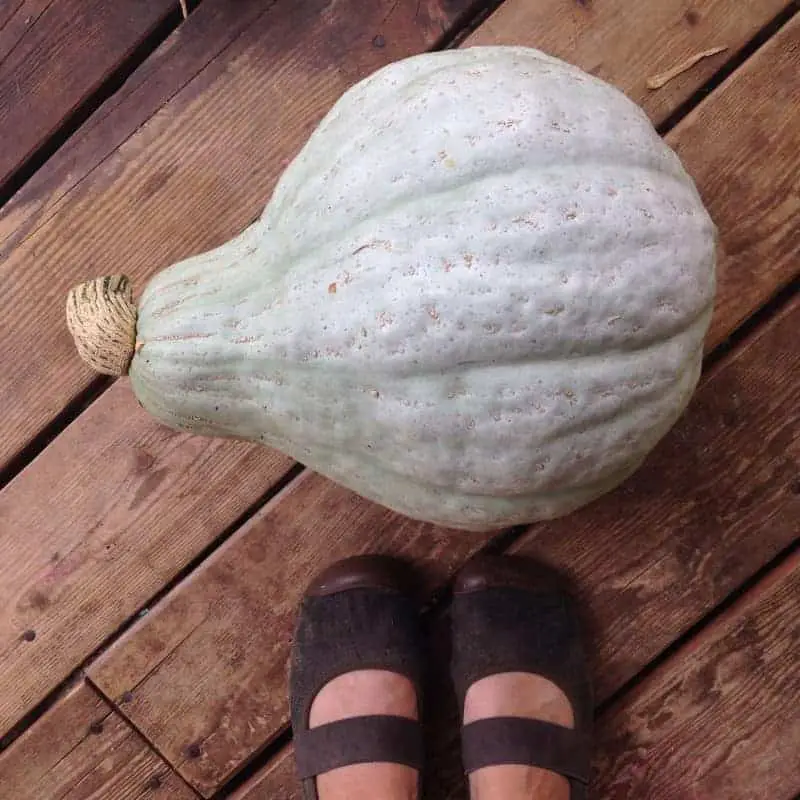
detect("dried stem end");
top-left (66, 276), bottom-right (138, 376)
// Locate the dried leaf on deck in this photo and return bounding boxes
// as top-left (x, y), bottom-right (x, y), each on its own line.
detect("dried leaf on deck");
top-left (647, 46), bottom-right (728, 89)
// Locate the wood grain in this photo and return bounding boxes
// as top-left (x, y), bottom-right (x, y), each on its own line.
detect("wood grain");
top-left (668, 13), bottom-right (800, 349)
top-left (88, 469), bottom-right (493, 796)
top-left (0, 0), bottom-right (178, 189)
top-left (0, 680), bottom-right (198, 798)
top-left (210, 292), bottom-right (800, 800)
top-left (594, 550), bottom-right (800, 799)
top-left (0, 381), bottom-right (294, 737)
top-left (0, 0), bottom-right (791, 473)
top-left (229, 746), bottom-right (297, 800)
top-left (0, 0), bottom-right (51, 61)
top-left (0, 0), bottom-right (281, 251)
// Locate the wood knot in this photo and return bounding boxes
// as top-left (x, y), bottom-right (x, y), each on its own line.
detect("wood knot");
top-left (66, 275), bottom-right (138, 376)
top-left (145, 775), bottom-right (163, 790)
top-left (186, 742), bottom-right (202, 759)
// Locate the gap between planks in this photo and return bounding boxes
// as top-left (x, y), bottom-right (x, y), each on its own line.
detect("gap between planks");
top-left (0, 0), bottom-right (198, 207)
top-left (654, 0), bottom-right (800, 135)
top-left (595, 528), bottom-right (800, 719)
top-left (0, 680), bottom-right (202, 799)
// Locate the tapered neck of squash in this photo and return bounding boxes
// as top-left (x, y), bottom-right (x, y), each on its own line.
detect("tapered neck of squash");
top-left (66, 275), bottom-right (139, 376)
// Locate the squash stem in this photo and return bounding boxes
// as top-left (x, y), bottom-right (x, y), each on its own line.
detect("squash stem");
top-left (66, 275), bottom-right (138, 376)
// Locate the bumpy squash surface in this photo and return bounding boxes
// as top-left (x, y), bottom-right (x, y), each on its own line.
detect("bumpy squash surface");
top-left (67, 46), bottom-right (716, 531)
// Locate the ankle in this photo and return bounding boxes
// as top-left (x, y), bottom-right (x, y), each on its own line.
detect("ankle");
top-left (470, 766), bottom-right (570, 800)
top-left (317, 764), bottom-right (418, 800)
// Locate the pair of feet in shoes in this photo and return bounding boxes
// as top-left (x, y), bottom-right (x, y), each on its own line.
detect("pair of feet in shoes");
top-left (290, 554), bottom-right (592, 800)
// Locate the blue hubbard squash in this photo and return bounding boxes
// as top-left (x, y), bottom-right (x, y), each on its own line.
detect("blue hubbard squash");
top-left (67, 46), bottom-right (716, 531)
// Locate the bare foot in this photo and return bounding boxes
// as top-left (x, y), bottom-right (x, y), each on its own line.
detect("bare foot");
top-left (464, 672), bottom-right (574, 800)
top-left (309, 669), bottom-right (419, 800)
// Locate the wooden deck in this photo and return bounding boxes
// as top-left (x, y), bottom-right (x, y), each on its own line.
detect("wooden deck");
top-left (0, 0), bottom-right (797, 797)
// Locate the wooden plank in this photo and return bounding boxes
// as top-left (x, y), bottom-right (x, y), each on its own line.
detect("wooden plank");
top-left (0, 0), bottom-right (791, 474)
top-left (0, 680), bottom-right (199, 799)
top-left (0, 0), bottom-right (49, 60)
top-left (87, 470), bottom-right (493, 795)
top-left (0, 0), bottom-right (280, 251)
top-left (594, 550), bottom-right (800, 799)
top-left (207, 292), bottom-right (800, 800)
top-left (0, 0), bottom-right (179, 189)
top-left (0, 382), bottom-right (294, 738)
top-left (229, 747), bottom-right (297, 800)
top-left (0, 0), bottom-right (487, 739)
top-left (669, 16), bottom-right (800, 349)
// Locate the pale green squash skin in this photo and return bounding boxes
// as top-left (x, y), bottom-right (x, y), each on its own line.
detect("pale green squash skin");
top-left (129, 46), bottom-right (716, 532)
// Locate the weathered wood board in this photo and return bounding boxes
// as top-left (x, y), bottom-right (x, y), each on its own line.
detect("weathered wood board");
top-left (666, 12), bottom-right (799, 349)
top-left (0, 680), bottom-right (199, 798)
top-left (593, 550), bottom-right (800, 799)
top-left (0, 0), bottom-right (179, 190)
top-left (229, 746), bottom-right (296, 800)
top-left (467, 0), bottom-right (793, 125)
top-left (0, 383), bottom-right (295, 737)
top-left (0, 0), bottom-right (293, 249)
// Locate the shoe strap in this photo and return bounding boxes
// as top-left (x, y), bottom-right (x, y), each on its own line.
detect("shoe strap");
top-left (461, 716), bottom-right (591, 783)
top-left (294, 715), bottom-right (423, 779)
